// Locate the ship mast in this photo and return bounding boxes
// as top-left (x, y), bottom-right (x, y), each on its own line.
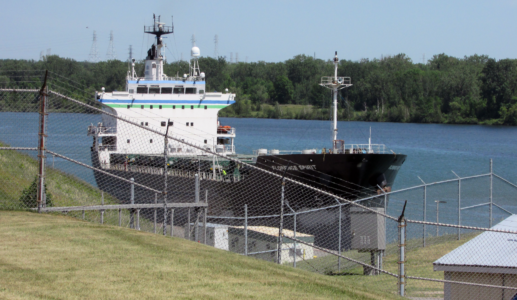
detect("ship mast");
top-left (141, 14), bottom-right (174, 81)
top-left (320, 51), bottom-right (353, 152)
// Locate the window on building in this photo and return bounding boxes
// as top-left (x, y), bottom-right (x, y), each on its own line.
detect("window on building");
top-left (185, 87), bottom-right (196, 94)
top-left (204, 139), bottom-right (207, 144)
top-left (127, 139), bottom-right (130, 143)
top-left (161, 87), bottom-right (172, 94)
top-left (150, 139), bottom-right (153, 143)
top-left (190, 122), bottom-right (194, 126)
top-left (136, 86), bottom-right (148, 94)
top-left (186, 122), bottom-right (189, 126)
top-left (145, 122), bottom-right (148, 126)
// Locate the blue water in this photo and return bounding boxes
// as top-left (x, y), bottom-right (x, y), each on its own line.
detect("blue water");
top-left (1, 112), bottom-right (517, 228)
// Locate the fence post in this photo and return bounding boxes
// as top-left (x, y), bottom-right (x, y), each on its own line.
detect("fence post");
top-left (489, 159), bottom-right (493, 227)
top-left (163, 121), bottom-right (170, 236)
top-left (37, 71), bottom-right (48, 213)
top-left (130, 177), bottom-right (134, 229)
top-left (204, 190), bottom-right (208, 245)
top-left (187, 208), bottom-right (191, 240)
top-left (170, 208), bottom-right (174, 237)
top-left (195, 174), bottom-right (200, 242)
top-left (118, 208), bottom-right (121, 226)
top-left (154, 193), bottom-right (157, 234)
top-left (100, 191), bottom-right (104, 224)
top-left (398, 201), bottom-right (407, 297)
top-left (244, 204), bottom-right (248, 256)
top-left (277, 178), bottom-right (286, 265)
top-left (136, 209), bottom-right (140, 230)
top-left (418, 176), bottom-right (427, 247)
top-left (293, 211), bottom-right (297, 268)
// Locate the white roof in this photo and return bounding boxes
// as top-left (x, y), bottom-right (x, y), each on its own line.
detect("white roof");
top-left (433, 215), bottom-right (517, 274)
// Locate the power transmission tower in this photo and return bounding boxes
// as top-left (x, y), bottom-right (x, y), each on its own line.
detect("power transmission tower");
top-left (106, 30), bottom-right (117, 60)
top-left (40, 51), bottom-right (44, 61)
top-left (46, 49), bottom-right (51, 56)
top-left (191, 34), bottom-right (196, 47)
top-left (230, 52), bottom-right (233, 63)
top-left (128, 45), bottom-right (133, 61)
top-left (236, 52), bottom-right (239, 63)
top-left (423, 53), bottom-right (425, 65)
top-left (214, 34), bottom-right (218, 58)
top-left (88, 31), bottom-right (100, 62)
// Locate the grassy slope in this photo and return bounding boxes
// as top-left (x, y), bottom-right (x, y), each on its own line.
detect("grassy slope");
top-left (0, 211), bottom-right (400, 300)
top-left (0, 142), bottom-right (118, 209)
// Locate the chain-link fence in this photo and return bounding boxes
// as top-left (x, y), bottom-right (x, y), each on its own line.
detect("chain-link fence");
top-left (1, 70), bottom-right (517, 299)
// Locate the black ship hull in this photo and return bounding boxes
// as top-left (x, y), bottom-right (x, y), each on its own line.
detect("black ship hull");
top-left (91, 150), bottom-right (406, 250)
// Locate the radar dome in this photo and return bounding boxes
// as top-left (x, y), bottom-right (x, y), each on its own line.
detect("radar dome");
top-left (191, 46), bottom-right (200, 58)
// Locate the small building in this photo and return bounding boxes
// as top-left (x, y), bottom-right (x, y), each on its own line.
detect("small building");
top-left (228, 226), bottom-right (315, 264)
top-left (184, 222), bottom-right (229, 251)
top-left (433, 215), bottom-right (517, 300)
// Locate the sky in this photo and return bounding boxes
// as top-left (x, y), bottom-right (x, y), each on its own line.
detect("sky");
top-left (1, 0), bottom-right (517, 64)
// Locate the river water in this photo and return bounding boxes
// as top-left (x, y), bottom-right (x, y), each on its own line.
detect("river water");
top-left (1, 113), bottom-right (517, 226)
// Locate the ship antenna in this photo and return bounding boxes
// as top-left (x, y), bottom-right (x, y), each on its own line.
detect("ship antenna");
top-left (319, 51), bottom-right (353, 153)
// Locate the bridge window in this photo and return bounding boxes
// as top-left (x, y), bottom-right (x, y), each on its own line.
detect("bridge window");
top-left (173, 87), bottom-right (184, 94)
top-left (168, 121), bottom-right (173, 126)
top-left (136, 86), bottom-right (148, 94)
top-left (161, 121), bottom-right (166, 127)
top-left (199, 89), bottom-right (204, 94)
top-left (186, 87), bottom-right (196, 94)
top-left (161, 87), bottom-right (172, 94)
top-left (149, 87), bottom-right (160, 94)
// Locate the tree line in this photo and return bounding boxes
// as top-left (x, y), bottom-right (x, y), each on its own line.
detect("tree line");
top-left (1, 53), bottom-right (517, 124)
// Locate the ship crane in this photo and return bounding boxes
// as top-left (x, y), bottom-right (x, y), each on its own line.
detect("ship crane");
top-left (319, 51), bottom-right (353, 153)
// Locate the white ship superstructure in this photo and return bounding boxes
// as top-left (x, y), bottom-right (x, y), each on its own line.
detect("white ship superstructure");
top-left (88, 16), bottom-right (236, 165)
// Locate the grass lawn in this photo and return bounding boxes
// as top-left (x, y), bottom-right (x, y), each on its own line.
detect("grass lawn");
top-left (0, 211), bottom-right (401, 300)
